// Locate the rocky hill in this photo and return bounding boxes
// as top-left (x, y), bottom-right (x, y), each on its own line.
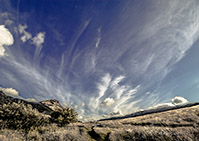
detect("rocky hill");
top-left (0, 91), bottom-right (199, 141)
top-left (0, 90), bottom-right (53, 113)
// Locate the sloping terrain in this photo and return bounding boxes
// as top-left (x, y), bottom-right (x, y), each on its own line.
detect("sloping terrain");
top-left (0, 91), bottom-right (53, 113)
top-left (0, 91), bottom-right (199, 140)
top-left (99, 102), bottom-right (199, 121)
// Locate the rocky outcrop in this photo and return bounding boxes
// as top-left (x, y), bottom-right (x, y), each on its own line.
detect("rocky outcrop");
top-left (0, 90), bottom-right (52, 114)
top-left (0, 91), bottom-right (66, 114)
top-left (40, 99), bottom-right (63, 111)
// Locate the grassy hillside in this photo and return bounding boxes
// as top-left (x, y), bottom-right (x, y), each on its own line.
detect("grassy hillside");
top-left (0, 91), bottom-right (199, 140)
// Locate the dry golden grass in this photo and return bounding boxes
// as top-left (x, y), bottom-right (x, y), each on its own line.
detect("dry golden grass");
top-left (0, 102), bottom-right (199, 140)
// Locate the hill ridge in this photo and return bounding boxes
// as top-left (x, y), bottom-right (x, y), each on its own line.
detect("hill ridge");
top-left (99, 102), bottom-right (199, 121)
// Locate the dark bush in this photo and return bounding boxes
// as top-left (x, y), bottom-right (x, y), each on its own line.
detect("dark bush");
top-left (50, 107), bottom-right (78, 126)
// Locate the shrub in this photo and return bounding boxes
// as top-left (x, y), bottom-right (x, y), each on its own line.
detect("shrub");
top-left (0, 102), bottom-right (49, 131)
top-left (50, 107), bottom-right (78, 126)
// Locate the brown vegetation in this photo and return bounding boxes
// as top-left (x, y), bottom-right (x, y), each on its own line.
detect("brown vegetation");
top-left (0, 91), bottom-right (199, 140)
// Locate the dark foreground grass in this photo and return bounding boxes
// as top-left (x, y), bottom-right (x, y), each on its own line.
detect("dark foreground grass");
top-left (0, 101), bottom-right (199, 140)
top-left (0, 102), bottom-right (77, 134)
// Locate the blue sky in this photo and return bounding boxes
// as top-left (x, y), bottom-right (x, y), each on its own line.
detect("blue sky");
top-left (0, 0), bottom-right (199, 120)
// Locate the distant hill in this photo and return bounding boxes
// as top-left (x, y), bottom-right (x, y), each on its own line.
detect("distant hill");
top-left (99, 102), bottom-right (199, 121)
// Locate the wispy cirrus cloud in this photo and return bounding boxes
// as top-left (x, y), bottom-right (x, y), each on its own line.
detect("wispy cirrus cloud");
top-left (95, 28), bottom-right (101, 48)
top-left (110, 75), bottom-right (125, 90)
top-left (94, 73), bottom-right (112, 108)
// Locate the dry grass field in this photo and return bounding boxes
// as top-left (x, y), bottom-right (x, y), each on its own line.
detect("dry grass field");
top-left (0, 104), bottom-right (199, 141)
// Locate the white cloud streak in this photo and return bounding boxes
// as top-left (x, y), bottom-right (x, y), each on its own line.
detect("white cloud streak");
top-left (95, 28), bottom-right (101, 48)
top-left (88, 72), bottom-right (141, 117)
top-left (110, 75), bottom-right (125, 90)
top-left (112, 85), bottom-right (140, 114)
top-left (95, 73), bottom-right (112, 106)
top-left (153, 103), bottom-right (175, 109)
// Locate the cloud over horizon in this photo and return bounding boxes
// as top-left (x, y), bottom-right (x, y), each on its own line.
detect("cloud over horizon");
top-left (172, 96), bottom-right (188, 105)
top-left (150, 96), bottom-right (189, 110)
top-left (0, 87), bottom-right (19, 96)
top-left (101, 97), bottom-right (115, 106)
